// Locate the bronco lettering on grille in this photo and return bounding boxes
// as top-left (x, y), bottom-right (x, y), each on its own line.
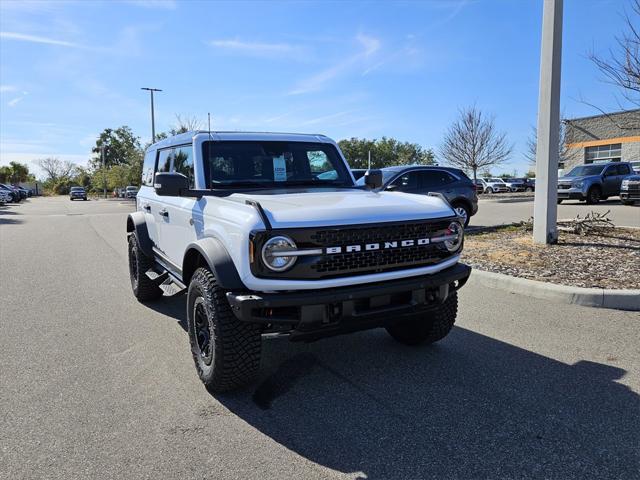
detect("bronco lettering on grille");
top-left (325, 236), bottom-right (431, 254)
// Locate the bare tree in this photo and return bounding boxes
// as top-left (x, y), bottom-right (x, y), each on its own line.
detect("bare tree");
top-left (36, 157), bottom-right (76, 182)
top-left (589, 0), bottom-right (640, 108)
top-left (525, 121), bottom-right (569, 166)
top-left (171, 114), bottom-right (204, 134)
top-left (440, 106), bottom-right (513, 182)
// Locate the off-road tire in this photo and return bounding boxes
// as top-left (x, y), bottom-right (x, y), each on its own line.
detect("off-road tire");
top-left (586, 186), bottom-right (601, 205)
top-left (451, 201), bottom-right (471, 227)
top-left (128, 233), bottom-right (163, 301)
top-left (386, 291), bottom-right (458, 346)
top-left (187, 267), bottom-right (261, 392)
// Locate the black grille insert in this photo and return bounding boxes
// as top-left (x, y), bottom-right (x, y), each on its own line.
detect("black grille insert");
top-left (251, 218), bottom-right (458, 280)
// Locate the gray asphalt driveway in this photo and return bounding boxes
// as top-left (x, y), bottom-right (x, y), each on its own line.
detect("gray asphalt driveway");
top-left (1, 197), bottom-right (638, 480)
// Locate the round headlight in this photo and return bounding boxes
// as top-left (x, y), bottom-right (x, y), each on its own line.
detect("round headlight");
top-left (572, 180), bottom-right (584, 188)
top-left (444, 221), bottom-right (464, 252)
top-left (261, 236), bottom-right (297, 272)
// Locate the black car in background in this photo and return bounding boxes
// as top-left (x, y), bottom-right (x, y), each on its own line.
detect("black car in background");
top-left (0, 183), bottom-right (21, 202)
top-left (356, 165), bottom-right (479, 226)
top-left (69, 186), bottom-right (87, 201)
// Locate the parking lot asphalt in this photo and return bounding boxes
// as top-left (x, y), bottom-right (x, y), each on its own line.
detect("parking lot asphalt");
top-left (1, 196), bottom-right (639, 480)
top-left (471, 195), bottom-right (639, 228)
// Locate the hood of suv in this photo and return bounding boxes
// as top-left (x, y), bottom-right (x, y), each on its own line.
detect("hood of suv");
top-left (558, 175), bottom-right (597, 184)
top-left (232, 188), bottom-right (455, 228)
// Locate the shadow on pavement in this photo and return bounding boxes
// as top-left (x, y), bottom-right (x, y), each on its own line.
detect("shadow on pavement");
top-left (146, 293), bottom-right (639, 479)
top-left (219, 328), bottom-right (639, 479)
top-left (0, 206), bottom-right (23, 225)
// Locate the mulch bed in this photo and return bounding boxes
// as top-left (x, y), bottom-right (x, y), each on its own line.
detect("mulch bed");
top-left (462, 226), bottom-right (640, 290)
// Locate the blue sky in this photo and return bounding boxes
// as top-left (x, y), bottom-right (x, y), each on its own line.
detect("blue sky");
top-left (0, 0), bottom-right (635, 178)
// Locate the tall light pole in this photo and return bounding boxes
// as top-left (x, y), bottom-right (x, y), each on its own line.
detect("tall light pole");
top-left (533, 0), bottom-right (563, 244)
top-left (141, 87), bottom-right (162, 143)
top-left (100, 145), bottom-right (107, 199)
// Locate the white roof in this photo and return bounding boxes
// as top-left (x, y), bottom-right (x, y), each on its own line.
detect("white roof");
top-left (150, 130), bottom-right (333, 150)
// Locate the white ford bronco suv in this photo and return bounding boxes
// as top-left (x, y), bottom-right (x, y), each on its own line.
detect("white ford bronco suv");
top-left (127, 131), bottom-right (471, 392)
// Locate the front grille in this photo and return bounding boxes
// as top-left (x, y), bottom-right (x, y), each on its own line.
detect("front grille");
top-left (251, 219), bottom-right (457, 280)
top-left (558, 184), bottom-right (571, 190)
top-left (310, 220), bottom-right (451, 275)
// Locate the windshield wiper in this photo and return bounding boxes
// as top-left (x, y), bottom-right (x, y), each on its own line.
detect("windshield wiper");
top-left (212, 181), bottom-right (273, 188)
top-left (281, 180), bottom-right (353, 187)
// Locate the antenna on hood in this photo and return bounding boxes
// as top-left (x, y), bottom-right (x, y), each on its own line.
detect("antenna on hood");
top-left (207, 112), bottom-right (212, 140)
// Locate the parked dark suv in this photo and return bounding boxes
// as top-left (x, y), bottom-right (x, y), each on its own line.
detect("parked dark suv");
top-left (357, 166), bottom-right (478, 226)
top-left (69, 186), bottom-right (87, 201)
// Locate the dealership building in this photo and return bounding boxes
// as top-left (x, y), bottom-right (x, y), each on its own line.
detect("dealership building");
top-left (563, 109), bottom-right (640, 170)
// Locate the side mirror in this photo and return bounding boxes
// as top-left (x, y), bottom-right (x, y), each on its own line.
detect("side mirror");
top-left (364, 169), bottom-right (383, 190)
top-left (154, 172), bottom-right (189, 196)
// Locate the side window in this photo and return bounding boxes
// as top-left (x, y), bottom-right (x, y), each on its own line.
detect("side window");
top-left (389, 172), bottom-right (418, 191)
top-left (173, 145), bottom-right (195, 188)
top-left (141, 150), bottom-right (156, 186)
top-left (604, 165), bottom-right (617, 177)
top-left (157, 148), bottom-right (174, 174)
top-left (419, 170), bottom-right (455, 189)
top-left (618, 164), bottom-right (630, 175)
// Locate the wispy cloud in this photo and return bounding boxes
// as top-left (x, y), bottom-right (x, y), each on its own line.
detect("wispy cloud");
top-left (0, 31), bottom-right (83, 48)
top-left (6, 91), bottom-right (28, 107)
top-left (288, 34), bottom-right (381, 95)
top-left (208, 39), bottom-right (301, 58)
top-left (7, 97), bottom-right (24, 107)
top-left (125, 0), bottom-right (177, 9)
top-left (0, 85), bottom-right (17, 93)
top-left (299, 111), bottom-right (353, 126)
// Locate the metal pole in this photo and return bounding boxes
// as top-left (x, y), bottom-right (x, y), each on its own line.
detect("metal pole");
top-left (533, 0), bottom-right (563, 245)
top-left (101, 145), bottom-right (106, 199)
top-left (150, 89), bottom-right (155, 142)
top-left (141, 87), bottom-right (162, 144)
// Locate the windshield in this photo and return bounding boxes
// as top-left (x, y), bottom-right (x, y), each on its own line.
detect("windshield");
top-left (202, 141), bottom-right (353, 188)
top-left (489, 178), bottom-right (504, 183)
top-left (70, 187), bottom-right (84, 191)
top-left (126, 186), bottom-right (137, 190)
top-left (565, 165), bottom-right (606, 177)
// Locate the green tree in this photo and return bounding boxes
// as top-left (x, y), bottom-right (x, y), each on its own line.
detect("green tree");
top-left (0, 166), bottom-right (12, 183)
top-left (91, 126), bottom-right (142, 169)
top-left (0, 162), bottom-right (34, 183)
top-left (338, 137), bottom-right (435, 169)
top-left (8, 162), bottom-right (31, 183)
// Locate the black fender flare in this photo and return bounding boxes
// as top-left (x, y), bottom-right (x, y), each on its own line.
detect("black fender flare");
top-left (126, 212), bottom-right (154, 258)
top-left (183, 237), bottom-right (245, 290)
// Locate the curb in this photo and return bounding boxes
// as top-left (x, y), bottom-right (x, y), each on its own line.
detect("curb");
top-left (469, 269), bottom-right (640, 311)
top-left (479, 197), bottom-right (534, 204)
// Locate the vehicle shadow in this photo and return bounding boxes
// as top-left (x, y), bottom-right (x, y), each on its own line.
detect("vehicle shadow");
top-left (0, 207), bottom-right (23, 225)
top-left (147, 294), bottom-right (639, 478)
top-left (216, 328), bottom-right (639, 479)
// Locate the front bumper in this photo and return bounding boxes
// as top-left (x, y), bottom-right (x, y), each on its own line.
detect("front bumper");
top-left (557, 187), bottom-right (585, 200)
top-left (620, 190), bottom-right (640, 201)
top-left (227, 262), bottom-right (471, 341)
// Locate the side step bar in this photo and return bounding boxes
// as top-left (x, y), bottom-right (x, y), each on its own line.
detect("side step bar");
top-left (145, 269), bottom-right (187, 297)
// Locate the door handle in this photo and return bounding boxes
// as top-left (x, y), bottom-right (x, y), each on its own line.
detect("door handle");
top-left (142, 204), bottom-right (151, 212)
top-left (159, 208), bottom-right (169, 217)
